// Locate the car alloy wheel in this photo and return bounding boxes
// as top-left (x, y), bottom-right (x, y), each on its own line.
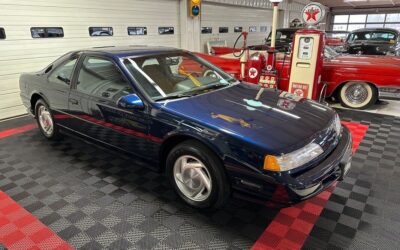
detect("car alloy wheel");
top-left (37, 105), bottom-right (54, 136)
top-left (339, 82), bottom-right (377, 109)
top-left (173, 155), bottom-right (212, 202)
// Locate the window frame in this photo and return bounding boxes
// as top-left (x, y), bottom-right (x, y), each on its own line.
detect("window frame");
top-left (127, 27), bottom-right (147, 36)
top-left (88, 27), bottom-right (114, 37)
top-left (201, 27), bottom-right (212, 34)
top-left (73, 54), bottom-right (133, 100)
top-left (219, 27), bottom-right (229, 33)
top-left (31, 27), bottom-right (64, 38)
top-left (234, 26), bottom-right (243, 33)
top-left (0, 27), bottom-right (6, 39)
top-left (158, 27), bottom-right (175, 35)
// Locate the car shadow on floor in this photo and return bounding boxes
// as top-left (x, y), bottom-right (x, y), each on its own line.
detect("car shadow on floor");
top-left (0, 128), bottom-right (280, 249)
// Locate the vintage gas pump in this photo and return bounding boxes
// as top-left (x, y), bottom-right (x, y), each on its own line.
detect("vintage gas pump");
top-left (254, 0), bottom-right (282, 100)
top-left (288, 2), bottom-right (326, 100)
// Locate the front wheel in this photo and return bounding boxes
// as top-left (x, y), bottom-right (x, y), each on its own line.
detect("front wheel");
top-left (166, 140), bottom-right (230, 209)
top-left (339, 82), bottom-right (378, 110)
top-left (35, 99), bottom-right (61, 140)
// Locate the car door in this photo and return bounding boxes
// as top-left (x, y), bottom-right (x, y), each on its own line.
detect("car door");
top-left (46, 54), bottom-right (79, 128)
top-left (67, 54), bottom-right (152, 158)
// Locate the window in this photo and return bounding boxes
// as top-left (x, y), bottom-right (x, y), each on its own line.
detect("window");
top-left (367, 14), bottom-right (385, 23)
top-left (385, 23), bottom-right (400, 30)
top-left (123, 52), bottom-right (235, 100)
top-left (249, 26), bottom-right (257, 32)
top-left (260, 26), bottom-right (268, 33)
top-left (234, 26), bottom-right (243, 33)
top-left (333, 24), bottom-right (347, 31)
top-left (347, 24), bottom-right (365, 31)
top-left (349, 15), bottom-right (367, 23)
top-left (332, 13), bottom-right (400, 32)
top-left (77, 57), bottom-right (133, 101)
top-left (158, 27), bottom-right (174, 35)
top-left (386, 13), bottom-right (400, 23)
top-left (201, 27), bottom-right (212, 34)
top-left (128, 27), bottom-right (147, 35)
top-left (49, 57), bottom-right (78, 85)
top-left (89, 27), bottom-right (113, 36)
top-left (219, 27), bottom-right (228, 33)
top-left (366, 23), bottom-right (384, 28)
top-left (31, 27), bottom-right (64, 38)
top-left (0, 28), bottom-right (5, 39)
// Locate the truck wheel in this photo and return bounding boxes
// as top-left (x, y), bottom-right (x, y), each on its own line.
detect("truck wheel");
top-left (339, 82), bottom-right (377, 110)
top-left (166, 140), bottom-right (230, 209)
top-left (35, 99), bottom-right (61, 140)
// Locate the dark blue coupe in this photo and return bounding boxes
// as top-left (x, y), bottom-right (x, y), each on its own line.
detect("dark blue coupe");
top-left (19, 46), bottom-right (352, 208)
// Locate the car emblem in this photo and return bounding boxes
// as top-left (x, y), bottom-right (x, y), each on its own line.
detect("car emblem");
top-left (249, 67), bottom-right (258, 79)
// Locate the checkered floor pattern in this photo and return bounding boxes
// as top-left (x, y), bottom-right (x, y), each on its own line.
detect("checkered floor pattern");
top-left (0, 109), bottom-right (399, 250)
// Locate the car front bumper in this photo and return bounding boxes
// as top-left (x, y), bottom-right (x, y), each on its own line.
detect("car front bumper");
top-left (229, 127), bottom-right (353, 206)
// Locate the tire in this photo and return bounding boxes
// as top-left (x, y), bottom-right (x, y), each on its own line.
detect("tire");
top-left (35, 99), bottom-right (61, 140)
top-left (339, 82), bottom-right (378, 110)
top-left (166, 140), bottom-right (230, 209)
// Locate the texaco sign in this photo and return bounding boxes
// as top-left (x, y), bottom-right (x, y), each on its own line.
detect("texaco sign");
top-left (301, 2), bottom-right (326, 26)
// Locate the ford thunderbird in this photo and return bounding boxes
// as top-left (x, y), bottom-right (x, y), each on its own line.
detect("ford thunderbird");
top-left (20, 47), bottom-right (352, 208)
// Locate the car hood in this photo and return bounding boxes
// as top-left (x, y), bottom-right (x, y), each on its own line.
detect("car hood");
top-left (327, 54), bottom-right (400, 75)
top-left (160, 83), bottom-right (335, 154)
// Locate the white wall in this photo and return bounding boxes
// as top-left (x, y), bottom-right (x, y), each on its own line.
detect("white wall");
top-left (0, 0), bottom-right (180, 119)
top-left (200, 3), bottom-right (273, 52)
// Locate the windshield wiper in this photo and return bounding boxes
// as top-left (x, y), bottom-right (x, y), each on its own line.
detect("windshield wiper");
top-left (155, 93), bottom-right (196, 101)
top-left (192, 82), bottom-right (229, 93)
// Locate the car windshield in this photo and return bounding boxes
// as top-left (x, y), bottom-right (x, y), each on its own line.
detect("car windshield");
top-left (348, 31), bottom-right (397, 43)
top-left (123, 51), bottom-right (236, 101)
top-left (324, 46), bottom-right (339, 59)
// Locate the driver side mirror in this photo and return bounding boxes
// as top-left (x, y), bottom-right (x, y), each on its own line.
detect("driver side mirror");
top-left (117, 94), bottom-right (144, 110)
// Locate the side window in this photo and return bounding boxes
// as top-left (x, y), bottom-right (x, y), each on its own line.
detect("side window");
top-left (48, 57), bottom-right (78, 85)
top-left (77, 57), bottom-right (133, 101)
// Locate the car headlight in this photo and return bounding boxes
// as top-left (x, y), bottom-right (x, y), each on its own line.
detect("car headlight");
top-left (264, 142), bottom-right (324, 172)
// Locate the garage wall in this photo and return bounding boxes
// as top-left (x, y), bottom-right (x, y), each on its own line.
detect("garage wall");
top-left (200, 3), bottom-right (274, 52)
top-left (0, 0), bottom-right (180, 120)
top-left (200, 0), bottom-right (308, 53)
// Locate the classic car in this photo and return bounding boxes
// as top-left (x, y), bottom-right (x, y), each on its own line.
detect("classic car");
top-left (202, 42), bottom-right (400, 109)
top-left (344, 28), bottom-right (400, 56)
top-left (253, 28), bottom-right (349, 53)
top-left (325, 30), bottom-right (349, 52)
top-left (20, 46), bottom-right (352, 208)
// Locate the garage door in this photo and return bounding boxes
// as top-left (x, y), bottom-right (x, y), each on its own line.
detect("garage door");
top-left (200, 3), bottom-right (274, 53)
top-left (0, 0), bottom-right (180, 120)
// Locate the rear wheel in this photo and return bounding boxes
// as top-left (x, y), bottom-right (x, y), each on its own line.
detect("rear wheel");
top-left (35, 99), bottom-right (61, 140)
top-left (166, 140), bottom-right (230, 209)
top-left (339, 82), bottom-right (377, 110)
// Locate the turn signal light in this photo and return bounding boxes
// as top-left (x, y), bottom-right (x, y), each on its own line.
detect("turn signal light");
top-left (264, 155), bottom-right (281, 172)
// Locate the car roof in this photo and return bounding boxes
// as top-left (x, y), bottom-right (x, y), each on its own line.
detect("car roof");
top-left (351, 28), bottom-right (399, 34)
top-left (77, 45), bottom-right (183, 58)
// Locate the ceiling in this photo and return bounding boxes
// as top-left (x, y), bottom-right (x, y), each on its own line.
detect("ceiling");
top-left (315, 0), bottom-right (400, 8)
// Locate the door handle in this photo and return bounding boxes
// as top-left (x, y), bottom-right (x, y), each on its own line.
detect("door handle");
top-left (69, 98), bottom-right (79, 105)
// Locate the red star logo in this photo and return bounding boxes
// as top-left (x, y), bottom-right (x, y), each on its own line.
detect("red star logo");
top-left (305, 7), bottom-right (320, 22)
